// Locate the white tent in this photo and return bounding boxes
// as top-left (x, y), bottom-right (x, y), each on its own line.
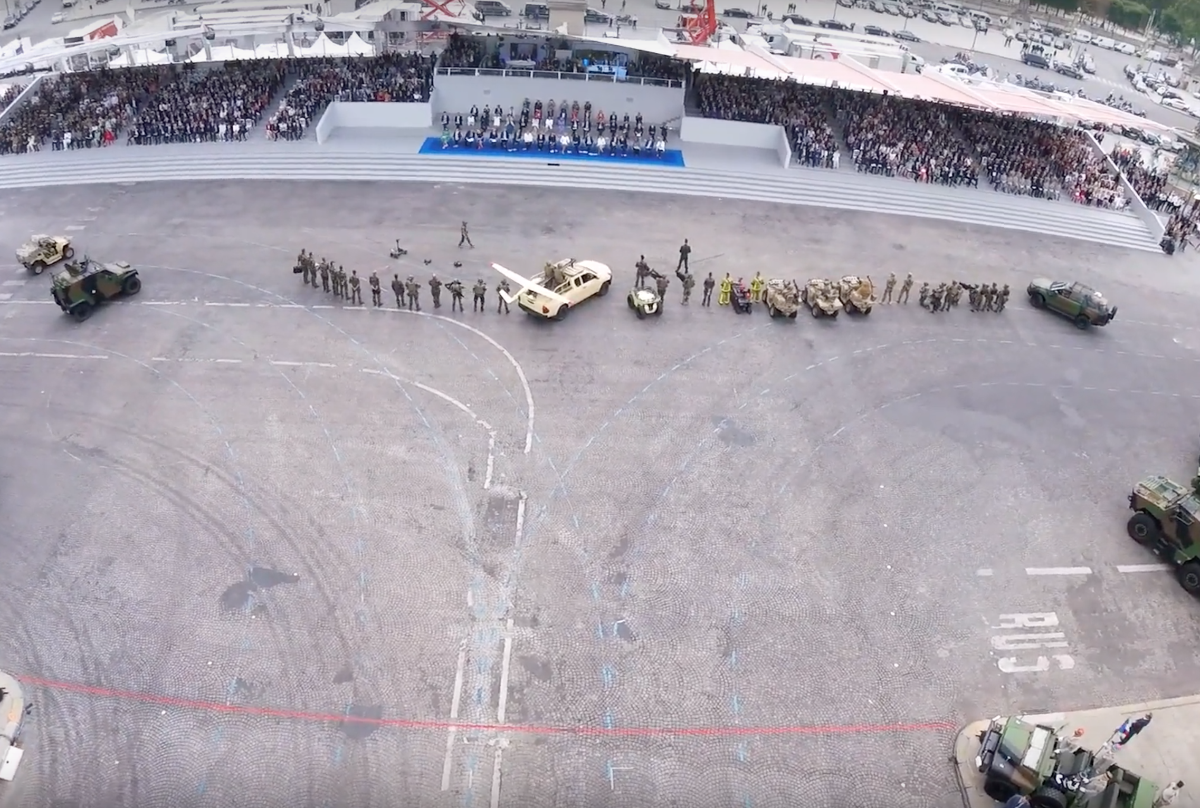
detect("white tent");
top-left (344, 32), bottom-right (374, 57)
top-left (194, 44), bottom-right (258, 61)
top-left (254, 42), bottom-right (290, 58)
top-left (110, 48), bottom-right (173, 67)
top-left (298, 33), bottom-right (347, 57)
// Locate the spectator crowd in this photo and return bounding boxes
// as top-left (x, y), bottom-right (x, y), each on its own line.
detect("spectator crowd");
top-left (440, 32), bottom-right (686, 84)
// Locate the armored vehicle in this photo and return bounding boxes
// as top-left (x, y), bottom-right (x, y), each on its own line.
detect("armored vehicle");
top-left (51, 258), bottom-right (141, 321)
top-left (801, 278), bottom-right (842, 318)
top-left (1126, 475), bottom-right (1200, 594)
top-left (1027, 278), bottom-right (1116, 328)
top-left (627, 287), bottom-right (662, 318)
top-left (763, 278), bottom-right (800, 318)
top-left (838, 275), bottom-right (875, 314)
top-left (16, 234), bottom-right (73, 274)
top-left (491, 258), bottom-right (612, 321)
top-left (975, 716), bottom-right (1157, 808)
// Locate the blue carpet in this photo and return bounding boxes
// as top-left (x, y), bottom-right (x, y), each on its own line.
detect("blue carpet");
top-left (419, 137), bottom-right (685, 168)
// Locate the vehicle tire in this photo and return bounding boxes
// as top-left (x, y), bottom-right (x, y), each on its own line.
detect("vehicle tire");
top-left (64, 246), bottom-right (75, 259)
top-left (636, 308), bottom-right (645, 320)
top-left (627, 297), bottom-right (634, 309)
top-left (1031, 292), bottom-right (1046, 308)
top-left (1176, 561), bottom-right (1200, 595)
top-left (810, 306), bottom-right (819, 318)
top-left (71, 302), bottom-right (93, 322)
top-left (1127, 512), bottom-right (1159, 545)
top-left (1073, 315), bottom-right (1089, 330)
top-left (555, 305), bottom-right (569, 321)
top-left (788, 311), bottom-right (797, 319)
top-left (1031, 785), bottom-right (1069, 808)
top-left (653, 306), bottom-right (662, 317)
top-left (598, 280), bottom-right (610, 296)
top-left (30, 261), bottom-right (44, 275)
top-left (122, 275), bottom-right (142, 296)
top-left (862, 307), bottom-right (872, 315)
top-left (982, 779), bottom-right (1018, 803)
top-left (767, 304), bottom-right (777, 318)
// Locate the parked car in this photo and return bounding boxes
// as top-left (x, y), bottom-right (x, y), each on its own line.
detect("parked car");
top-left (1053, 61), bottom-right (1082, 79)
top-left (781, 13), bottom-right (812, 24)
top-left (819, 18), bottom-right (853, 29)
top-left (2, 15), bottom-right (16, 27)
top-left (722, 7), bottom-right (754, 17)
top-left (893, 28), bottom-right (920, 41)
top-left (863, 23), bottom-right (889, 35)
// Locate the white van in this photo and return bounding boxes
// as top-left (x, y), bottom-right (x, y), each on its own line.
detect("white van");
top-left (933, 3), bottom-right (958, 15)
top-left (1092, 35), bottom-right (1115, 49)
top-left (1072, 28), bottom-right (1091, 43)
top-left (1115, 41), bottom-right (1136, 54)
top-left (970, 10), bottom-right (991, 23)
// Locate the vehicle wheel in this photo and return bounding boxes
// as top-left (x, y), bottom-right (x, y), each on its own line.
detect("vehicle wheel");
top-left (555, 305), bottom-right (569, 321)
top-left (862, 307), bottom-right (872, 315)
top-left (122, 275), bottom-right (142, 296)
top-left (1127, 512), bottom-right (1160, 545)
top-left (810, 306), bottom-right (819, 318)
top-left (830, 310), bottom-right (839, 318)
top-left (30, 261), bottom-right (44, 275)
top-left (767, 304), bottom-right (776, 318)
top-left (627, 297), bottom-right (634, 309)
top-left (788, 311), bottom-right (797, 319)
top-left (636, 308), bottom-right (645, 320)
top-left (1073, 315), bottom-right (1089, 330)
top-left (1031, 785), bottom-right (1069, 808)
top-left (71, 302), bottom-right (93, 322)
top-left (1176, 561), bottom-right (1200, 595)
top-left (1031, 292), bottom-right (1046, 308)
top-left (598, 280), bottom-right (610, 296)
top-left (653, 306), bottom-right (662, 317)
top-left (983, 779), bottom-right (1018, 803)
top-left (63, 246), bottom-right (75, 259)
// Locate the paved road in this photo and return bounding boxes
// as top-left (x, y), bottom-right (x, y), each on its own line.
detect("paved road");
top-left (0, 179), bottom-right (1198, 805)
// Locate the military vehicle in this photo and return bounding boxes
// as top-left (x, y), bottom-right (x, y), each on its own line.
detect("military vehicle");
top-left (51, 258), bottom-right (141, 321)
top-left (1126, 475), bottom-right (1200, 594)
top-left (801, 278), bottom-right (842, 318)
top-left (491, 258), bottom-right (612, 320)
top-left (763, 278), bottom-right (800, 318)
top-left (16, 234), bottom-right (73, 274)
top-left (627, 287), bottom-right (662, 318)
top-left (838, 275), bottom-right (875, 314)
top-left (975, 715), bottom-right (1157, 808)
top-left (1027, 278), bottom-right (1116, 329)
top-left (730, 280), bottom-right (752, 314)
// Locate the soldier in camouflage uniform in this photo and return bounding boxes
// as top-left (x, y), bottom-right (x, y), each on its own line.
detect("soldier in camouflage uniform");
top-left (447, 279), bottom-right (465, 312)
top-left (995, 283), bottom-right (1010, 313)
top-left (988, 283), bottom-right (1001, 312)
top-left (473, 278), bottom-right (487, 312)
top-left (947, 280), bottom-right (960, 308)
top-left (429, 275), bottom-right (443, 309)
top-left (897, 273), bottom-right (913, 304)
top-left (369, 271), bottom-right (382, 307)
top-left (881, 272), bottom-right (896, 304)
top-left (331, 265), bottom-right (342, 297)
top-left (311, 258), bottom-right (321, 288)
top-left (405, 276), bottom-right (421, 311)
top-left (655, 271), bottom-right (669, 303)
top-left (929, 283), bottom-right (944, 313)
top-left (391, 274), bottom-right (404, 307)
top-left (497, 279), bottom-right (511, 313)
top-left (319, 261), bottom-right (330, 293)
top-left (968, 285), bottom-right (979, 311)
top-left (300, 251), bottom-right (312, 285)
top-left (635, 256), bottom-right (651, 289)
top-left (980, 284), bottom-right (994, 312)
top-left (918, 281), bottom-right (930, 309)
top-left (682, 271), bottom-right (695, 305)
top-left (349, 270), bottom-right (363, 305)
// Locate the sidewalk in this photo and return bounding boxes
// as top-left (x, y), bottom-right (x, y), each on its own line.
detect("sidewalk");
top-left (952, 695), bottom-right (1200, 808)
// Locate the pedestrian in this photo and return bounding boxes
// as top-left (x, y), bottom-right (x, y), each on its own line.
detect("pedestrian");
top-left (682, 271), bottom-right (695, 305)
top-left (311, 259), bottom-right (320, 288)
top-left (635, 255), bottom-right (650, 289)
top-left (392, 274), bottom-right (404, 307)
top-left (702, 272), bottom-right (714, 306)
top-left (349, 270), bottom-right (362, 305)
top-left (405, 276), bottom-right (421, 311)
top-left (369, 271), bottom-right (382, 307)
top-left (995, 284), bottom-right (1009, 312)
top-left (655, 271), bottom-right (669, 303)
top-left (918, 282), bottom-right (930, 309)
top-left (338, 266), bottom-right (349, 300)
top-left (320, 262), bottom-right (330, 293)
top-left (448, 279), bottom-right (465, 312)
top-left (497, 278), bottom-right (511, 313)
top-left (677, 239), bottom-right (691, 271)
top-left (473, 278), bottom-right (487, 312)
top-left (429, 274), bottom-right (443, 308)
top-left (1112, 714), bottom-right (1153, 749)
top-left (881, 272), bottom-right (895, 304)
top-left (1153, 780), bottom-right (1184, 808)
top-left (897, 273), bottom-right (913, 304)
top-left (301, 253), bottom-right (312, 286)
top-left (718, 273), bottom-right (732, 306)
top-left (459, 221), bottom-right (473, 248)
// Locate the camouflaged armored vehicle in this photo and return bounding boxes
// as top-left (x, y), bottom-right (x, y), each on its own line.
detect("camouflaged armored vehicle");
top-left (838, 275), bottom-right (875, 315)
top-left (1127, 475), bottom-right (1200, 594)
top-left (16, 234), bottom-right (73, 274)
top-left (51, 258), bottom-right (141, 321)
top-left (763, 278), bottom-right (800, 319)
top-left (1027, 278), bottom-right (1116, 329)
top-left (801, 278), bottom-right (842, 318)
top-left (975, 716), bottom-right (1157, 808)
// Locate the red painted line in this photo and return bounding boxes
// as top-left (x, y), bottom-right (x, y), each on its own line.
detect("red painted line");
top-left (17, 675), bottom-right (956, 738)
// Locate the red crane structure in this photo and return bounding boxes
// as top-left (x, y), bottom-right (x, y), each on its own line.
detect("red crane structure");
top-left (677, 0), bottom-right (718, 45)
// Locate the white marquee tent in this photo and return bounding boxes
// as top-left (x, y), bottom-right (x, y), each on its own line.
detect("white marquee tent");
top-left (344, 32), bottom-right (374, 57)
top-left (109, 48), bottom-right (173, 67)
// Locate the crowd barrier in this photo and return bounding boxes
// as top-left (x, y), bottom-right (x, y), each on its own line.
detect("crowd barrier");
top-left (679, 118), bottom-right (792, 170)
top-left (1082, 129), bottom-right (1165, 241)
top-left (315, 101), bottom-right (433, 144)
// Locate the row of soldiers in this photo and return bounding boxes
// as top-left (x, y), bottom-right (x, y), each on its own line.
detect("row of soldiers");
top-left (878, 273), bottom-right (1011, 313)
top-left (634, 260), bottom-right (780, 309)
top-left (295, 251), bottom-right (512, 312)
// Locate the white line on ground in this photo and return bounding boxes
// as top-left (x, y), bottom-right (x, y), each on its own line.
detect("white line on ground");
top-left (1025, 566), bottom-right (1093, 576)
top-left (0, 293), bottom-right (10, 301)
top-left (270, 360), bottom-right (337, 368)
top-left (976, 568), bottom-right (994, 577)
top-left (214, 358), bottom-right (242, 364)
top-left (489, 745), bottom-right (505, 808)
top-left (1116, 563), bottom-right (1173, 573)
top-left (63, 225), bottom-right (86, 231)
top-left (514, 495), bottom-right (526, 550)
top-left (497, 617), bottom-right (514, 725)
top-left (0, 351), bottom-right (107, 360)
top-left (1, 280), bottom-right (25, 287)
top-left (440, 642), bottom-right (468, 792)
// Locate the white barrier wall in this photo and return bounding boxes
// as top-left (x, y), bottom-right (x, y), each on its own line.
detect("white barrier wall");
top-left (775, 125), bottom-right (792, 169)
top-left (680, 117), bottom-right (791, 168)
top-left (0, 74), bottom-right (45, 128)
top-left (1082, 129), bottom-right (1164, 240)
top-left (315, 101), bottom-right (433, 144)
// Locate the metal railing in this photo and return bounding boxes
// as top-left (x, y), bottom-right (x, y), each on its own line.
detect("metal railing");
top-left (435, 67), bottom-right (682, 88)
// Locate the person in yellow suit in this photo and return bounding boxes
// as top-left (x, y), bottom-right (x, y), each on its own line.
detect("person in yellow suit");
top-left (749, 272), bottom-right (765, 303)
top-left (718, 273), bottom-right (733, 306)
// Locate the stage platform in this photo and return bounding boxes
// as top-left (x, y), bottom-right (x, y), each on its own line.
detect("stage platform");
top-left (417, 137), bottom-right (686, 168)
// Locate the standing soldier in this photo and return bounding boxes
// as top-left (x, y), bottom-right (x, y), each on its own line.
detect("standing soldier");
top-left (749, 271), bottom-right (765, 303)
top-left (988, 283), bottom-right (1000, 312)
top-left (968, 285), bottom-right (979, 311)
top-left (980, 283), bottom-right (994, 312)
top-left (333, 265), bottom-right (344, 298)
top-left (996, 283), bottom-right (1010, 313)
top-left (391, 274), bottom-right (404, 308)
top-left (473, 278), bottom-right (488, 312)
top-left (429, 274), bottom-right (443, 309)
top-left (881, 272), bottom-right (896, 304)
top-left (300, 251), bottom-right (312, 285)
top-left (718, 273), bottom-right (733, 306)
top-left (497, 278), bottom-right (511, 314)
top-left (340, 266), bottom-right (351, 300)
top-left (369, 270), bottom-right (382, 307)
top-left (458, 221), bottom-right (474, 248)
top-left (946, 280), bottom-right (960, 308)
top-left (655, 270), bottom-right (669, 303)
top-left (702, 272), bottom-right (715, 306)
top-left (405, 276), bottom-right (422, 311)
top-left (677, 239), bottom-right (691, 272)
top-left (349, 270), bottom-right (363, 305)
top-left (329, 264), bottom-right (339, 296)
top-left (918, 282), bottom-right (930, 309)
top-left (929, 283), bottom-right (944, 313)
top-left (682, 271), bottom-right (695, 305)
top-left (447, 279), bottom-right (465, 312)
top-left (897, 273), bottom-right (913, 304)
top-left (319, 261), bottom-right (331, 293)
top-left (635, 255), bottom-right (651, 289)
top-left (311, 258), bottom-right (321, 288)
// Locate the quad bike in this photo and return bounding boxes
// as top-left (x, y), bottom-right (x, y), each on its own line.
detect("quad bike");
top-left (731, 282), bottom-right (752, 314)
top-left (390, 240), bottom-right (409, 259)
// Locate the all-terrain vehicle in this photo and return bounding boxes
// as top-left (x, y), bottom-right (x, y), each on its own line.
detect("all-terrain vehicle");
top-left (16, 234), bottom-right (74, 274)
top-left (763, 278), bottom-right (800, 319)
top-left (838, 274), bottom-right (875, 314)
top-left (389, 239), bottom-right (408, 259)
top-left (51, 258), bottom-right (142, 321)
top-left (730, 280), bottom-right (752, 314)
top-left (975, 715), bottom-right (1157, 808)
top-left (1126, 475), bottom-right (1200, 594)
top-left (627, 287), bottom-right (662, 318)
top-left (1027, 278), bottom-right (1116, 329)
top-left (801, 278), bottom-right (842, 318)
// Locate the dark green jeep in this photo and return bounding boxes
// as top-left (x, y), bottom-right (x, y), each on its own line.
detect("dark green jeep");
top-left (1027, 278), bottom-right (1116, 329)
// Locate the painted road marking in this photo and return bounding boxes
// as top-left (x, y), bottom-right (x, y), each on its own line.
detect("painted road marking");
top-left (0, 293), bottom-right (10, 301)
top-left (975, 569), bottom-right (994, 577)
top-left (1025, 566), bottom-right (1093, 576)
top-left (1115, 563), bottom-right (1173, 573)
top-left (1, 280), bottom-right (25, 287)
top-left (990, 613), bottom-right (1075, 675)
top-left (64, 225), bottom-right (86, 231)
top-left (270, 360), bottom-right (337, 368)
top-left (0, 351), bottom-right (107, 360)
top-left (440, 642), bottom-right (467, 792)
